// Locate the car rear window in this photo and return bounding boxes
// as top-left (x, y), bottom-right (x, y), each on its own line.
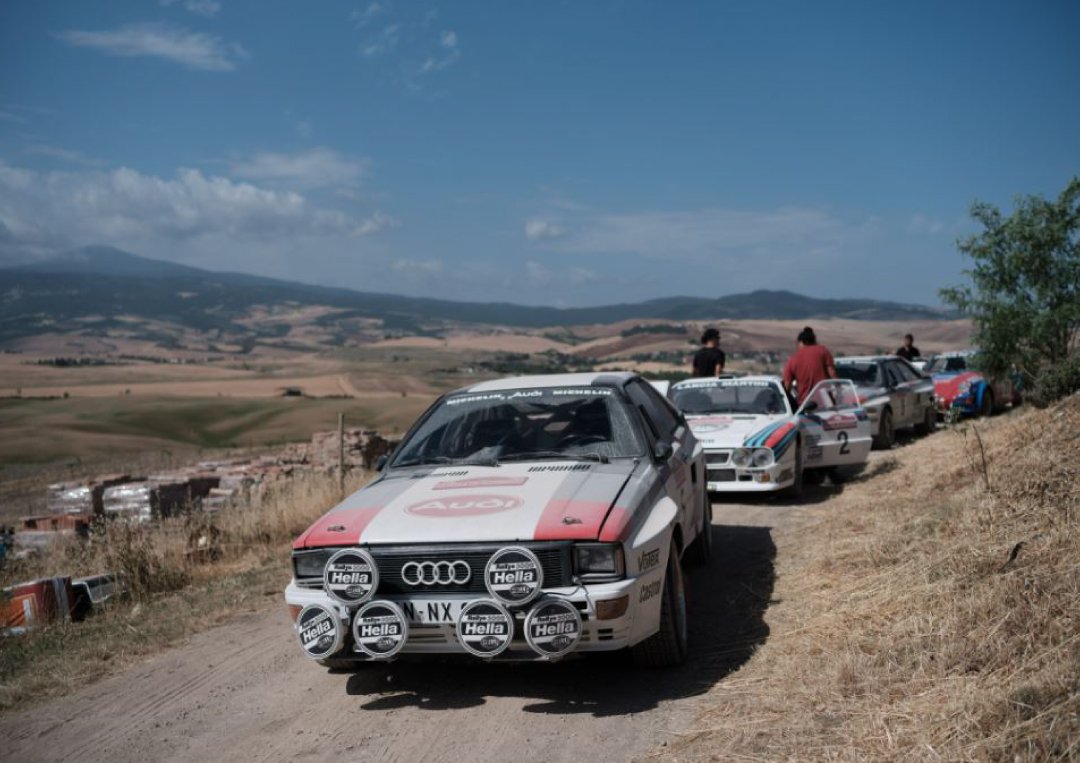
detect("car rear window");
top-left (835, 362), bottom-right (882, 386)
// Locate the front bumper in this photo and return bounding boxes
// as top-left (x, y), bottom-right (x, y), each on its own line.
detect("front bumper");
top-left (705, 460), bottom-right (792, 492)
top-left (285, 577), bottom-right (640, 660)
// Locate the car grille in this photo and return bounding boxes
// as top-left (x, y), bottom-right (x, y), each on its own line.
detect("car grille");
top-left (296, 542), bottom-right (574, 595)
top-left (708, 469), bottom-right (736, 482)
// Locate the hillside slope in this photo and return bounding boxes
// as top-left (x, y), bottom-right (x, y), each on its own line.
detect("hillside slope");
top-left (677, 396), bottom-right (1079, 760)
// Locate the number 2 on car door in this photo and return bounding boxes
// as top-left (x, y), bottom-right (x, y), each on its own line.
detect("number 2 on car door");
top-left (838, 430), bottom-right (850, 455)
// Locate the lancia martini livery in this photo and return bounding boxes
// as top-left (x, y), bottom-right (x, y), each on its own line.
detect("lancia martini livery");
top-left (287, 373), bottom-right (710, 668)
top-left (669, 376), bottom-right (872, 494)
top-left (927, 350), bottom-right (1020, 418)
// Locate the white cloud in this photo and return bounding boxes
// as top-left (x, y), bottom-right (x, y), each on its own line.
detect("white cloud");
top-left (361, 24), bottom-right (400, 57)
top-left (525, 261), bottom-right (552, 286)
top-left (0, 110), bottom-right (27, 124)
top-left (230, 148), bottom-right (370, 191)
top-left (0, 161), bottom-right (389, 260)
top-left (524, 219), bottom-right (567, 241)
top-left (527, 206), bottom-right (870, 259)
top-left (390, 257), bottom-right (444, 277)
top-left (908, 213), bottom-right (946, 235)
top-left (22, 144), bottom-right (104, 167)
top-left (419, 48), bottom-right (460, 74)
top-left (160, 0), bottom-right (222, 17)
top-left (350, 3), bottom-right (385, 28)
top-left (56, 23), bottom-right (247, 71)
top-left (441, 30), bottom-right (458, 48)
top-left (568, 267), bottom-right (598, 286)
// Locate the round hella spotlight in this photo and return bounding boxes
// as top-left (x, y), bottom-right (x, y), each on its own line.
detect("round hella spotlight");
top-left (323, 548), bottom-right (379, 606)
top-left (524, 598), bottom-right (583, 660)
top-left (752, 448), bottom-right (774, 468)
top-left (456, 599), bottom-right (514, 658)
top-left (484, 546), bottom-right (544, 606)
top-left (352, 600), bottom-right (409, 659)
top-left (731, 448), bottom-right (752, 468)
top-left (296, 604), bottom-right (343, 661)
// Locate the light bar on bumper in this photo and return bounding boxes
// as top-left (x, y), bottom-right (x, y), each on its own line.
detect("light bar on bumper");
top-left (573, 543), bottom-right (625, 582)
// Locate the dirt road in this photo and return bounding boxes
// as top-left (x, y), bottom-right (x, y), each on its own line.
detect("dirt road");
top-left (0, 490), bottom-right (829, 762)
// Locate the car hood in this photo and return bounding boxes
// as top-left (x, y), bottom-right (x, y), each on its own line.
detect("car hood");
top-left (685, 414), bottom-right (786, 448)
top-left (934, 370), bottom-right (982, 395)
top-left (293, 461), bottom-right (638, 548)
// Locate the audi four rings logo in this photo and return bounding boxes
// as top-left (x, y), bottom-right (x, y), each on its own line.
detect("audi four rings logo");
top-left (401, 560), bottom-right (472, 586)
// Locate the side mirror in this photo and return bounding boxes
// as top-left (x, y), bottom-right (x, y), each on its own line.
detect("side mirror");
top-left (374, 454), bottom-right (388, 472)
top-left (653, 441), bottom-right (674, 461)
top-left (801, 400), bottom-right (819, 413)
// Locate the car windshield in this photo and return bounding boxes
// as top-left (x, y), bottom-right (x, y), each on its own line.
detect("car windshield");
top-left (390, 386), bottom-right (647, 466)
top-left (670, 382), bottom-right (788, 416)
top-left (835, 362), bottom-right (883, 386)
top-left (928, 356), bottom-right (969, 373)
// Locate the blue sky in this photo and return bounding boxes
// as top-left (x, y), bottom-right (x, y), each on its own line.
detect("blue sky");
top-left (1, 1), bottom-right (1077, 307)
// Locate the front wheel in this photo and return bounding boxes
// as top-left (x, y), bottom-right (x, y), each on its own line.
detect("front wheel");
top-left (914, 405), bottom-right (936, 436)
top-left (684, 492), bottom-right (713, 566)
top-left (632, 540), bottom-right (688, 668)
top-left (782, 441), bottom-right (804, 498)
top-left (979, 390), bottom-right (994, 418)
top-left (872, 408), bottom-right (895, 450)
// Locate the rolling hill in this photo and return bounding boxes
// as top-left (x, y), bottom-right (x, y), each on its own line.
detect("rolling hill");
top-left (0, 246), bottom-right (955, 345)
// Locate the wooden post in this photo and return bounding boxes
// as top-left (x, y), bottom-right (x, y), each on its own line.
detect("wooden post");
top-left (338, 412), bottom-right (345, 497)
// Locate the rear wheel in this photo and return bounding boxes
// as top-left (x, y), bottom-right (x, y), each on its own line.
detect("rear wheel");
top-left (872, 408), bottom-right (895, 450)
top-left (632, 540), bottom-right (688, 667)
top-left (684, 492), bottom-right (713, 566)
top-left (914, 405), bottom-right (936, 436)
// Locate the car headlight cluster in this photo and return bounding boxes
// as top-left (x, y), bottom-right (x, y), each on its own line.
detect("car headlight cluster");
top-left (574, 543), bottom-right (625, 581)
top-left (293, 548), bottom-right (334, 579)
top-left (957, 381), bottom-right (972, 395)
top-left (732, 448), bottom-right (774, 468)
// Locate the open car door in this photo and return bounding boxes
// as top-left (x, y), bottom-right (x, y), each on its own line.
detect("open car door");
top-left (797, 379), bottom-right (872, 469)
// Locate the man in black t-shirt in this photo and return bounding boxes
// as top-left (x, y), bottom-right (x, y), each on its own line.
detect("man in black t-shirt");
top-left (895, 333), bottom-right (921, 361)
top-left (691, 327), bottom-right (725, 377)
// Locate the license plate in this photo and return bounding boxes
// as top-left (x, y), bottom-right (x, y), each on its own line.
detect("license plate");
top-left (396, 598), bottom-right (470, 624)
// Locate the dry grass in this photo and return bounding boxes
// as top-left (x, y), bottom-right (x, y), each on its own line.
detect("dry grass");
top-left (0, 469), bottom-right (372, 710)
top-left (673, 394), bottom-right (1080, 762)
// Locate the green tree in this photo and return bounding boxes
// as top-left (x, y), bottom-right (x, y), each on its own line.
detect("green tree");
top-left (940, 177), bottom-right (1080, 384)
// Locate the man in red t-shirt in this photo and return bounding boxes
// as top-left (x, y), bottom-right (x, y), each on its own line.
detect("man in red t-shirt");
top-left (783, 326), bottom-right (837, 406)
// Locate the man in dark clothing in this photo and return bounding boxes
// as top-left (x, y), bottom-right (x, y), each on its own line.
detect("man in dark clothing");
top-left (782, 326), bottom-right (837, 405)
top-left (691, 327), bottom-right (725, 377)
top-left (895, 334), bottom-right (920, 361)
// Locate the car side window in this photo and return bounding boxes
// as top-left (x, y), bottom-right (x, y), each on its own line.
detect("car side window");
top-left (895, 361), bottom-right (919, 383)
top-left (626, 380), bottom-right (678, 441)
top-left (884, 362), bottom-right (904, 388)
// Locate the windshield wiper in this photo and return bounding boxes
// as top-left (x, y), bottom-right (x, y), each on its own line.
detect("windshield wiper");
top-left (497, 451), bottom-right (609, 464)
top-left (392, 455), bottom-right (500, 469)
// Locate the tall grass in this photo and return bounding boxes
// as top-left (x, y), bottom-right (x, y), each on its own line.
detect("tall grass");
top-left (677, 394), bottom-right (1080, 761)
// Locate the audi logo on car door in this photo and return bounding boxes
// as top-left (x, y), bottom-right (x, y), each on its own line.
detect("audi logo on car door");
top-left (401, 560), bottom-right (472, 586)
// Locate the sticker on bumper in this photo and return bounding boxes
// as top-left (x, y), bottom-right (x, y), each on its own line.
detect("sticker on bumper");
top-left (524, 598), bottom-right (582, 659)
top-left (456, 599), bottom-right (514, 657)
top-left (323, 548), bottom-right (378, 606)
top-left (352, 600), bottom-right (409, 659)
top-left (296, 604), bottom-right (343, 660)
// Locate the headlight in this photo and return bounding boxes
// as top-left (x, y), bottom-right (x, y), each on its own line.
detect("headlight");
top-left (732, 448), bottom-right (752, 467)
top-left (957, 381), bottom-right (972, 395)
top-left (752, 448), bottom-right (774, 468)
top-left (293, 548), bottom-right (334, 579)
top-left (574, 543), bottom-right (625, 580)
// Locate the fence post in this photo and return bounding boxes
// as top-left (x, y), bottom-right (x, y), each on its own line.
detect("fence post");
top-left (338, 412), bottom-right (345, 498)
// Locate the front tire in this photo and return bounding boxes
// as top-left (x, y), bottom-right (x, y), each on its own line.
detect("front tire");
top-left (782, 441), bottom-right (804, 498)
top-left (914, 405), bottom-right (936, 436)
top-left (632, 540), bottom-right (688, 668)
top-left (872, 408), bottom-right (895, 450)
top-left (979, 389), bottom-right (994, 418)
top-left (684, 492), bottom-right (713, 566)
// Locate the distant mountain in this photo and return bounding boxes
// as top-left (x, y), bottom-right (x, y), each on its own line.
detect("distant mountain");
top-left (0, 247), bottom-right (955, 344)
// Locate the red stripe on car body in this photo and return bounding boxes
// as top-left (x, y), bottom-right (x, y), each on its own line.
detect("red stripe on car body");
top-left (598, 506), bottom-right (634, 543)
top-left (533, 499), bottom-right (613, 541)
top-left (764, 422), bottom-right (796, 449)
top-left (292, 505), bottom-right (383, 549)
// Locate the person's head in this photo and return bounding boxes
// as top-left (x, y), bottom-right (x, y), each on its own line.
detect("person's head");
top-left (797, 326), bottom-right (816, 346)
top-left (903, 333), bottom-right (914, 347)
top-left (701, 327), bottom-right (720, 347)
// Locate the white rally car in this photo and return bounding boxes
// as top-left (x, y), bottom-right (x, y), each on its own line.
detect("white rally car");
top-left (287, 373), bottom-right (710, 668)
top-left (668, 376), bottom-right (872, 494)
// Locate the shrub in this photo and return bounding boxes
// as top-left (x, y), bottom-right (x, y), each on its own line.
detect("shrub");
top-left (1027, 352), bottom-right (1080, 408)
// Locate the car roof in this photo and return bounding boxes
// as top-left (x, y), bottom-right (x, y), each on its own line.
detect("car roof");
top-left (461, 371), bottom-right (637, 393)
top-left (672, 374), bottom-right (782, 388)
top-left (935, 350), bottom-right (978, 358)
top-left (837, 356), bottom-right (897, 363)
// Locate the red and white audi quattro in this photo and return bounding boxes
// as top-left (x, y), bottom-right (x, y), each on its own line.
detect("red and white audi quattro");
top-left (287, 373), bottom-right (710, 668)
top-left (669, 376), bottom-right (872, 495)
